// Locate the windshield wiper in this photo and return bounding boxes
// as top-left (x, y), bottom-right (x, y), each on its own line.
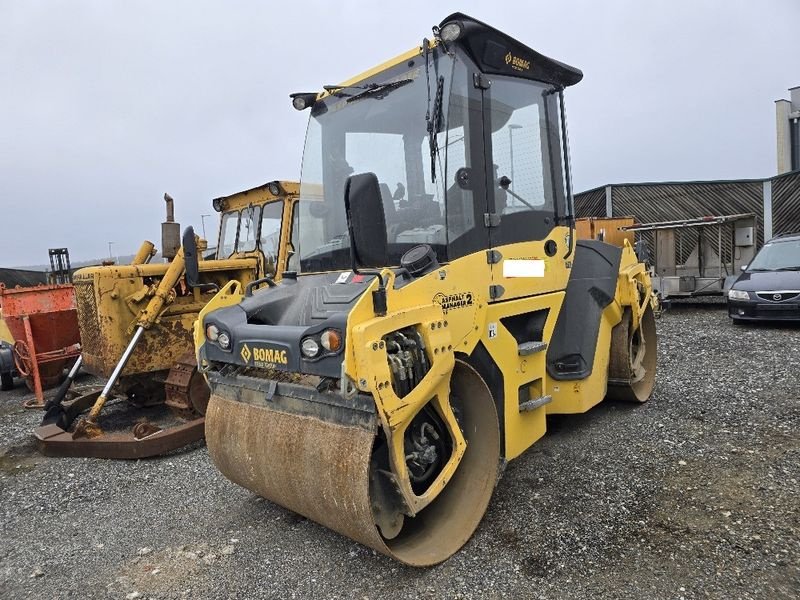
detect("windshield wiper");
top-left (322, 84), bottom-right (370, 97)
top-left (774, 266), bottom-right (800, 271)
top-left (344, 79), bottom-right (413, 103)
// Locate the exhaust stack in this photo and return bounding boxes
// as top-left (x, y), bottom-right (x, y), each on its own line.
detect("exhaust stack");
top-left (161, 193), bottom-right (180, 261)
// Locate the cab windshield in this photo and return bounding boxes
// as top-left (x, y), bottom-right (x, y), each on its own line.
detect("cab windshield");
top-left (296, 50), bottom-right (464, 272)
top-left (216, 202), bottom-right (284, 261)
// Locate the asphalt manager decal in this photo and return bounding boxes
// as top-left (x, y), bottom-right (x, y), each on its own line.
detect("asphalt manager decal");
top-left (433, 291), bottom-right (474, 313)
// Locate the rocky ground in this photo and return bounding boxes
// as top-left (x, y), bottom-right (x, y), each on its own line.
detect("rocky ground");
top-left (0, 299), bottom-right (798, 599)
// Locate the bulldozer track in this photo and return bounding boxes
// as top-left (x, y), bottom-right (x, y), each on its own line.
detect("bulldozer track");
top-left (164, 351), bottom-right (210, 420)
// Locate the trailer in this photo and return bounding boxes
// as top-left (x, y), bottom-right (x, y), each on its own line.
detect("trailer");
top-left (622, 213), bottom-right (757, 300)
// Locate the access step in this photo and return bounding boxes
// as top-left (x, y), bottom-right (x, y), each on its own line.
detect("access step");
top-left (519, 395), bottom-right (552, 413)
top-left (518, 341), bottom-right (548, 356)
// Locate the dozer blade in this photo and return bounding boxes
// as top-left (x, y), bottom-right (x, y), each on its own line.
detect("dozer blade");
top-left (33, 389), bottom-right (205, 459)
top-left (34, 418), bottom-right (205, 459)
top-left (205, 360), bottom-right (500, 566)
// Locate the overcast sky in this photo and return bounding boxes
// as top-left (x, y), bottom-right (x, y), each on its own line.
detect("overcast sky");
top-left (1, 0), bottom-right (798, 266)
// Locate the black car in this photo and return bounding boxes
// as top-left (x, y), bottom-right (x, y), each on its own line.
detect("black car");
top-left (727, 232), bottom-right (800, 322)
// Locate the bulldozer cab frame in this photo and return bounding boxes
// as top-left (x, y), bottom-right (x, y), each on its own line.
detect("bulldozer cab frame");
top-left (211, 180), bottom-right (298, 280)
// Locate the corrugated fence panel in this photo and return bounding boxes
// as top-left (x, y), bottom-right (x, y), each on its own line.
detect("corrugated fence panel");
top-left (574, 173), bottom-right (800, 262)
top-left (772, 170), bottom-right (800, 236)
top-left (574, 187), bottom-right (606, 218)
top-left (612, 181), bottom-right (764, 268)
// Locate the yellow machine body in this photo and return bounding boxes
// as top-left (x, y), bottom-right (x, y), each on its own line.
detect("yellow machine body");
top-left (0, 312), bottom-right (13, 344)
top-left (195, 14), bottom-right (657, 566)
top-left (75, 182), bottom-right (297, 379)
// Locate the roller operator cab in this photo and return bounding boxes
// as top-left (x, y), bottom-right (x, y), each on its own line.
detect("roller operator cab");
top-left (195, 13), bottom-right (658, 566)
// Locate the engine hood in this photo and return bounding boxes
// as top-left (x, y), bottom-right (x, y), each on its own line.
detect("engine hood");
top-left (200, 272), bottom-right (373, 378)
top-left (732, 269), bottom-right (800, 292)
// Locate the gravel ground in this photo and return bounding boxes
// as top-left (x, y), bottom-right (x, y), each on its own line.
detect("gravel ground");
top-left (1, 300), bottom-right (798, 599)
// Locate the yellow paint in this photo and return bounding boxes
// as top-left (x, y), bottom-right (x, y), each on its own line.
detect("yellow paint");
top-left (482, 291), bottom-right (564, 459)
top-left (341, 225), bottom-right (655, 464)
top-left (193, 280), bottom-right (244, 369)
top-left (317, 43), bottom-right (437, 101)
top-left (0, 311), bottom-right (13, 344)
top-left (74, 183), bottom-right (298, 379)
top-left (213, 180), bottom-right (299, 277)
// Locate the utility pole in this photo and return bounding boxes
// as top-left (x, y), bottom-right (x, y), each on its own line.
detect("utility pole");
top-left (508, 124), bottom-right (522, 198)
top-left (200, 214), bottom-right (212, 240)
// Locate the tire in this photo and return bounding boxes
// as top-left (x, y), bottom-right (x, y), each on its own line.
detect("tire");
top-left (1, 371), bottom-right (13, 391)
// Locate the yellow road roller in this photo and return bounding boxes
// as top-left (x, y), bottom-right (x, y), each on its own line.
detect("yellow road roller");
top-left (191, 13), bottom-right (657, 565)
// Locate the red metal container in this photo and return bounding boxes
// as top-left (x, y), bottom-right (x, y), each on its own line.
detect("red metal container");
top-left (0, 284), bottom-right (80, 407)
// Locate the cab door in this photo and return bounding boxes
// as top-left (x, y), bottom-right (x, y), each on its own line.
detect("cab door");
top-left (479, 74), bottom-right (572, 303)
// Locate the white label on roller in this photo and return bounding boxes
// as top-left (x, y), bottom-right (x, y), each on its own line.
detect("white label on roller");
top-left (335, 271), bottom-right (352, 284)
top-left (502, 259), bottom-right (545, 278)
top-left (488, 322), bottom-right (498, 339)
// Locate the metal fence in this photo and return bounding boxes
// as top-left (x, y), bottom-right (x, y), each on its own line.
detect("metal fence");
top-left (575, 169), bottom-right (800, 248)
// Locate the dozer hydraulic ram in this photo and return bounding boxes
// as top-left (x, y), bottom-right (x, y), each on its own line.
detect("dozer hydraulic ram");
top-left (35, 246), bottom-right (206, 458)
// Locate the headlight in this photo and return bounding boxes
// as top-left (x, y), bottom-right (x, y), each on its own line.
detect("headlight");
top-left (301, 337), bottom-right (320, 358)
top-left (206, 324), bottom-right (219, 342)
top-left (439, 22), bottom-right (463, 42)
top-left (728, 289), bottom-right (749, 301)
top-left (217, 331), bottom-right (231, 349)
top-left (290, 92), bottom-right (317, 111)
top-left (267, 181), bottom-right (282, 197)
top-left (320, 329), bottom-right (342, 352)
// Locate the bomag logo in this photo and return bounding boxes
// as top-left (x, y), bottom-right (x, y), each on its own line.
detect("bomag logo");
top-left (240, 344), bottom-right (252, 363)
top-left (433, 291), bottom-right (474, 314)
top-left (240, 343), bottom-right (288, 366)
top-left (504, 52), bottom-right (531, 72)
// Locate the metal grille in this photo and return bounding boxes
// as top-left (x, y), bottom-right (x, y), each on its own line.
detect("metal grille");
top-left (756, 292), bottom-right (800, 303)
top-left (755, 306), bottom-right (800, 318)
top-left (74, 279), bottom-right (102, 360)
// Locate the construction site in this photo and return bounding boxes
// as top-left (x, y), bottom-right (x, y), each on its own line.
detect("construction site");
top-left (1, 5), bottom-right (798, 600)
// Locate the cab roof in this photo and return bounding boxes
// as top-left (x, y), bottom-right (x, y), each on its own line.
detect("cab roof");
top-left (319, 12), bottom-right (582, 98)
top-left (212, 181), bottom-right (299, 212)
top-left (440, 13), bottom-right (583, 87)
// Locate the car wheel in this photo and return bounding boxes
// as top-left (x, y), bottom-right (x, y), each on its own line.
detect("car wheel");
top-left (1, 372), bottom-right (13, 391)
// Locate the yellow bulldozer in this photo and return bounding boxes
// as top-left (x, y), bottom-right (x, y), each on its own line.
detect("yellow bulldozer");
top-left (191, 13), bottom-right (658, 565)
top-left (35, 181), bottom-right (298, 458)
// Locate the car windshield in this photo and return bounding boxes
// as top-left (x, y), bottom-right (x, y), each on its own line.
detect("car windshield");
top-left (747, 239), bottom-right (800, 271)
